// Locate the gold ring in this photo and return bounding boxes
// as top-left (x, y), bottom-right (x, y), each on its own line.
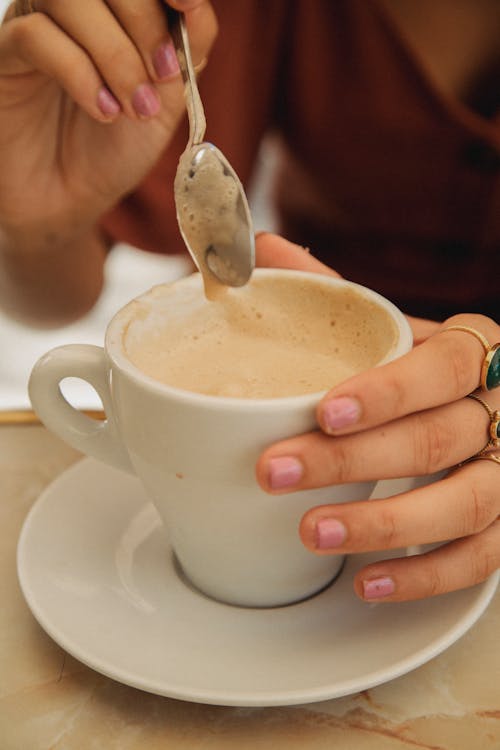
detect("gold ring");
top-left (193, 57), bottom-right (208, 75)
top-left (462, 452), bottom-right (500, 467)
top-left (444, 325), bottom-right (500, 391)
top-left (13, 0), bottom-right (35, 16)
top-left (467, 393), bottom-right (500, 451)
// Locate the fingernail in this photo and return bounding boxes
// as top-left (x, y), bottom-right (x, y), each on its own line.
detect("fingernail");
top-left (316, 518), bottom-right (347, 549)
top-left (321, 397), bottom-right (361, 433)
top-left (153, 41), bottom-right (180, 79)
top-left (363, 576), bottom-right (395, 600)
top-left (97, 86), bottom-right (121, 118)
top-left (268, 456), bottom-right (303, 490)
top-left (132, 83), bottom-right (161, 118)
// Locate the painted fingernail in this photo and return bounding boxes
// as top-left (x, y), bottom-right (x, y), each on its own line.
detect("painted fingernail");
top-left (363, 576), bottom-right (395, 600)
top-left (132, 83), bottom-right (161, 118)
top-left (321, 397), bottom-right (361, 433)
top-left (316, 518), bottom-right (347, 549)
top-left (97, 86), bottom-right (121, 118)
top-left (153, 41), bottom-right (180, 79)
top-left (268, 456), bottom-right (303, 490)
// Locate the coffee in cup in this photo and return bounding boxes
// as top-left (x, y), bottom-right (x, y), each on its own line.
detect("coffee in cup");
top-left (123, 274), bottom-right (398, 398)
top-left (29, 269), bottom-right (412, 607)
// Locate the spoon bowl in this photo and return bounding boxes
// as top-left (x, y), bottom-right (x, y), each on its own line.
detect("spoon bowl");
top-left (174, 143), bottom-right (254, 287)
top-left (167, 10), bottom-right (255, 289)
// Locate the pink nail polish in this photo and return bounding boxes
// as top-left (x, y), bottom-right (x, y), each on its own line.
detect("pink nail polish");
top-left (268, 456), bottom-right (303, 490)
top-left (153, 41), bottom-right (180, 79)
top-left (132, 83), bottom-right (161, 118)
top-left (97, 87), bottom-right (121, 117)
top-left (316, 518), bottom-right (347, 549)
top-left (363, 576), bottom-right (395, 600)
top-left (321, 397), bottom-right (360, 432)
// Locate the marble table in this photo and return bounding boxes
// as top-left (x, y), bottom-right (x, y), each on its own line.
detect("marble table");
top-left (1, 423), bottom-right (499, 750)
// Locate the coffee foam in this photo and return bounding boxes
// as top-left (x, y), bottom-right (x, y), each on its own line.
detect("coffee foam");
top-left (175, 150), bottom-right (239, 245)
top-left (174, 148), bottom-right (241, 297)
top-left (122, 275), bottom-right (398, 398)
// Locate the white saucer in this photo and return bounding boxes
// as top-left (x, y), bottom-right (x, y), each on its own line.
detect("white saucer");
top-left (17, 458), bottom-right (499, 707)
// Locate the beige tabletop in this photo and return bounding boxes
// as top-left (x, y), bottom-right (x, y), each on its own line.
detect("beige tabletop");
top-left (1, 423), bottom-right (499, 750)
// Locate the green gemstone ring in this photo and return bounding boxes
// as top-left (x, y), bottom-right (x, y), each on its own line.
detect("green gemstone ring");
top-left (483, 343), bottom-right (500, 391)
top-left (445, 325), bottom-right (500, 391)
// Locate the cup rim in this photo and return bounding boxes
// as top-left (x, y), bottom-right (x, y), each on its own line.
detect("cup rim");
top-left (105, 268), bottom-right (413, 411)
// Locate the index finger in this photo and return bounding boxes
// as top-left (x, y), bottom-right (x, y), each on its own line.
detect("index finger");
top-left (317, 313), bottom-right (500, 435)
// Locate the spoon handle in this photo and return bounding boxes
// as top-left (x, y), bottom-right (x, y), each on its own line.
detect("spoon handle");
top-left (165, 8), bottom-right (206, 146)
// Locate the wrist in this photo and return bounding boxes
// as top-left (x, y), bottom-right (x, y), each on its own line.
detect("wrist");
top-left (0, 209), bottom-right (100, 256)
top-left (0, 221), bottom-right (109, 327)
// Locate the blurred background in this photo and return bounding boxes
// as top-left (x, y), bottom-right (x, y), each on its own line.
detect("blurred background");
top-left (0, 0), bottom-right (276, 409)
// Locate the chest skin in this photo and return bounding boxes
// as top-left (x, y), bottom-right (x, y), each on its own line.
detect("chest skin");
top-left (379, 0), bottom-right (500, 116)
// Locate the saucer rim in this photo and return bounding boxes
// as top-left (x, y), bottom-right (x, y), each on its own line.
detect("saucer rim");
top-left (17, 458), bottom-right (500, 707)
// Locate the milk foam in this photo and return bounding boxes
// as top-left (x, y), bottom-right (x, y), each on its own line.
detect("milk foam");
top-left (122, 275), bottom-right (398, 399)
top-left (174, 148), bottom-right (241, 298)
top-left (175, 151), bottom-right (239, 245)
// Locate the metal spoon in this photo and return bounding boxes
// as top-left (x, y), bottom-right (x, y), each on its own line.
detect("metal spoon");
top-left (166, 9), bottom-right (254, 288)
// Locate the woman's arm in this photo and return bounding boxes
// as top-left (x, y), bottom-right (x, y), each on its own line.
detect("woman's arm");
top-left (0, 0), bottom-right (217, 325)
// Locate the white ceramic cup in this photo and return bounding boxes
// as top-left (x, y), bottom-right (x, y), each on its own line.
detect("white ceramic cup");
top-left (29, 269), bottom-right (413, 608)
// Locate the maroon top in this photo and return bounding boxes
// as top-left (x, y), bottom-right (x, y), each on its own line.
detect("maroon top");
top-left (101, 0), bottom-right (500, 320)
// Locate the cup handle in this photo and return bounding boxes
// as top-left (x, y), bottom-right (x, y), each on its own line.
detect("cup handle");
top-left (28, 344), bottom-right (133, 473)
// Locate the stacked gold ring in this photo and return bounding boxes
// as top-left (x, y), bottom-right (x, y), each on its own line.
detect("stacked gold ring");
top-left (444, 325), bottom-right (500, 391)
top-left (467, 393), bottom-right (500, 452)
top-left (463, 453), bottom-right (500, 467)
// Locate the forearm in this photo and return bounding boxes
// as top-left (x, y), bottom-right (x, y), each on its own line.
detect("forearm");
top-left (0, 222), bottom-right (108, 328)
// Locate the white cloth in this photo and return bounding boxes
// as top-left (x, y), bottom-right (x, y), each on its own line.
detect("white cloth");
top-left (0, 246), bottom-right (191, 409)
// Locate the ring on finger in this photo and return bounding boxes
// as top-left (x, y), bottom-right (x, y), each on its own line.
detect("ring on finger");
top-left (444, 325), bottom-right (500, 391)
top-left (461, 451), bottom-right (500, 467)
top-left (467, 393), bottom-right (500, 451)
top-left (193, 57), bottom-right (208, 75)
